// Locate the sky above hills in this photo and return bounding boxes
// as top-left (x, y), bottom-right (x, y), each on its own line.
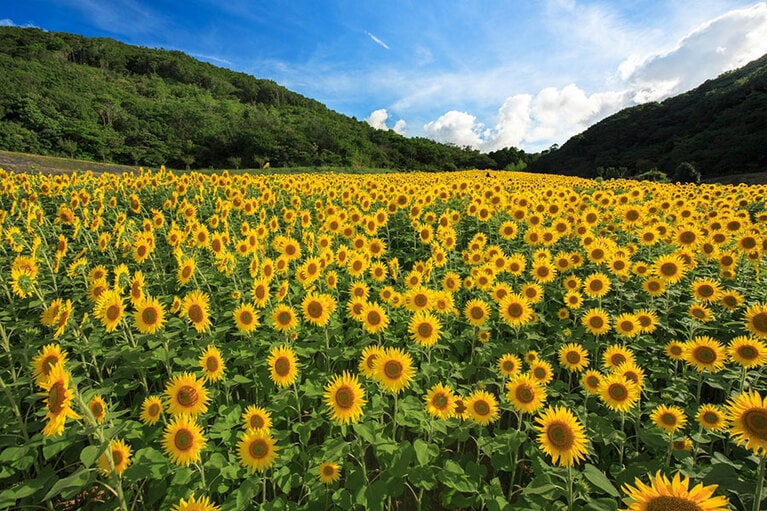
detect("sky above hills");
top-left (3, 1), bottom-right (767, 152)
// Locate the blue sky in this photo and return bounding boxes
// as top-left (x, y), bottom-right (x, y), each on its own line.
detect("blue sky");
top-left (3, 1), bottom-right (767, 152)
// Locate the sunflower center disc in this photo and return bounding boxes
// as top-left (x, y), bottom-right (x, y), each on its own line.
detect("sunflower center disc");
top-left (250, 415), bottom-right (265, 429)
top-left (48, 381), bottom-right (66, 414)
top-left (249, 439), bottom-right (268, 459)
top-left (177, 385), bottom-right (199, 407)
top-left (703, 412), bottom-right (718, 425)
top-left (367, 311), bottom-right (381, 326)
top-left (277, 312), bottom-right (292, 325)
top-left (694, 347), bottom-right (716, 364)
top-left (142, 307), bottom-right (158, 325)
top-left (106, 304), bottom-right (121, 322)
top-left (646, 496), bottom-right (702, 511)
top-left (433, 394), bottom-right (448, 409)
top-left (547, 422), bottom-right (574, 449)
top-left (502, 361), bottom-right (515, 372)
top-left (743, 409), bottom-right (767, 440)
top-left (473, 400), bottom-right (490, 416)
top-left (307, 301), bottom-right (323, 318)
top-left (188, 304), bottom-right (204, 323)
top-left (508, 303), bottom-right (523, 317)
top-left (148, 404), bottom-right (160, 417)
top-left (566, 352), bottom-right (581, 364)
top-left (516, 386), bottom-right (534, 404)
top-left (239, 311), bottom-right (253, 325)
top-left (752, 312), bottom-right (767, 334)
top-left (174, 429), bottom-right (193, 451)
top-left (611, 354), bottom-right (626, 366)
top-left (384, 360), bottom-right (403, 380)
top-left (589, 317), bottom-right (604, 328)
top-left (661, 413), bottom-right (676, 426)
top-left (112, 450), bottom-right (123, 467)
top-left (738, 346), bottom-right (757, 360)
top-left (335, 386), bottom-right (354, 409)
top-left (205, 357), bottom-right (219, 373)
top-left (418, 323), bottom-right (433, 338)
top-left (414, 294), bottom-right (427, 307)
top-left (274, 357), bottom-right (291, 377)
top-left (608, 383), bottom-right (627, 401)
top-left (660, 263), bottom-right (677, 277)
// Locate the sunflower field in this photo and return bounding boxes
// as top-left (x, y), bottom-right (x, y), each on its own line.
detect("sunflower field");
top-left (1, 167), bottom-right (767, 511)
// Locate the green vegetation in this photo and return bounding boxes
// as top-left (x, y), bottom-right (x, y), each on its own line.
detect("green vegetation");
top-left (0, 27), bottom-right (498, 171)
top-left (531, 53), bottom-right (767, 179)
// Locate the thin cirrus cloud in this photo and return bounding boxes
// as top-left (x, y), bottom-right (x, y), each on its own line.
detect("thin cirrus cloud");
top-left (370, 2), bottom-right (767, 152)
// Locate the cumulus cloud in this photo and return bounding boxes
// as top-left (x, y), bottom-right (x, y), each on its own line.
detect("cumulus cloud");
top-left (424, 111), bottom-right (485, 148)
top-left (423, 2), bottom-right (767, 152)
top-left (365, 109), bottom-right (406, 134)
top-left (0, 19), bottom-right (15, 26)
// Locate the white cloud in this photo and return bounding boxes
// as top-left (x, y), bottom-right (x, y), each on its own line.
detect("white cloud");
top-left (623, 2), bottom-right (767, 103)
top-left (365, 109), bottom-right (406, 134)
top-left (366, 109), bottom-right (389, 129)
top-left (0, 19), bottom-right (15, 26)
top-left (366, 32), bottom-right (390, 50)
top-left (423, 111), bottom-right (484, 148)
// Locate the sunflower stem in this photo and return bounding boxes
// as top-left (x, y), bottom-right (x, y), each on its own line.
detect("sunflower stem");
top-left (754, 454), bottom-right (766, 511)
top-left (566, 465), bottom-right (574, 511)
top-left (740, 366), bottom-right (748, 393)
top-left (665, 432), bottom-right (673, 468)
top-left (696, 371), bottom-right (703, 403)
top-left (292, 381), bottom-right (302, 423)
top-left (618, 412), bottom-right (626, 467)
top-left (392, 393), bottom-right (399, 442)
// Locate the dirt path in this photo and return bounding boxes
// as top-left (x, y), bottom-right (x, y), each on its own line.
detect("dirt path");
top-left (0, 151), bottom-right (137, 175)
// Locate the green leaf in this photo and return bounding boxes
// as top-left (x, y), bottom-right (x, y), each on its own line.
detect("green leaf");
top-left (43, 467), bottom-right (91, 501)
top-left (364, 480), bottom-right (388, 511)
top-left (80, 445), bottom-right (102, 468)
top-left (585, 497), bottom-right (619, 511)
top-left (583, 463), bottom-right (619, 497)
top-left (388, 442), bottom-right (414, 478)
top-left (413, 438), bottom-right (433, 466)
top-left (236, 477), bottom-right (260, 509)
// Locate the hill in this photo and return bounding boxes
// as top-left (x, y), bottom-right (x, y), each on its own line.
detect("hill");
top-left (530, 53), bottom-right (767, 179)
top-left (0, 27), bottom-right (495, 171)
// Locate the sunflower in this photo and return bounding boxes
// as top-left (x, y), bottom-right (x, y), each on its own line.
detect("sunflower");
top-left (97, 438), bottom-right (132, 477)
top-left (241, 405), bottom-right (272, 431)
top-left (88, 395), bottom-right (107, 424)
top-left (614, 313), bottom-right (642, 339)
top-left (621, 471), bottom-right (729, 511)
top-left (506, 374), bottom-right (547, 414)
top-left (463, 298), bottom-right (490, 327)
top-left (581, 308), bottom-right (611, 336)
top-left (563, 290), bottom-right (583, 310)
top-left (650, 404), bottom-right (687, 434)
top-left (164, 372), bottom-right (210, 417)
top-left (558, 343), bottom-right (589, 372)
top-left (94, 289), bottom-right (125, 333)
top-left (177, 256), bottom-right (196, 287)
top-left (665, 340), bottom-right (686, 361)
top-left (642, 277), bottom-right (666, 297)
top-left (726, 390), bottom-right (767, 455)
top-left (361, 301), bottom-right (389, 334)
top-left (251, 279), bottom-right (271, 307)
top-left (318, 461), bottom-right (342, 484)
top-left (373, 347), bottom-right (415, 394)
top-left (534, 405), bottom-right (588, 467)
top-left (40, 299), bottom-right (64, 328)
top-left (602, 345), bottom-right (635, 370)
top-left (598, 373), bottom-right (640, 412)
top-left (498, 353), bottom-right (523, 378)
top-left (691, 278), bottom-right (720, 303)
top-left (162, 414), bottom-right (206, 466)
top-left (529, 359), bottom-right (554, 385)
top-left (688, 304), bottom-right (714, 323)
top-left (302, 292), bottom-right (336, 327)
top-left (408, 310), bottom-right (442, 348)
top-left (465, 389), bottom-right (500, 426)
top-left (268, 345), bottom-right (299, 387)
top-left (728, 336), bottom-right (767, 368)
top-left (133, 296), bottom-right (166, 335)
top-left (358, 345), bottom-right (385, 379)
top-left (424, 382), bottom-right (458, 419)
top-left (653, 254), bottom-right (687, 284)
top-left (696, 403), bottom-right (727, 432)
top-left (324, 371), bottom-right (366, 425)
top-left (140, 395), bottom-right (164, 425)
top-left (683, 336), bottom-right (726, 373)
top-left (499, 293), bottom-right (533, 328)
top-left (31, 343), bottom-right (68, 386)
top-left (182, 290), bottom-right (212, 333)
top-left (583, 272), bottom-right (612, 299)
top-left (271, 304), bottom-right (299, 333)
top-left (39, 362), bottom-right (80, 436)
top-left (199, 345), bottom-right (226, 383)
top-left (530, 260), bottom-right (556, 284)
top-left (719, 289), bottom-right (744, 311)
top-left (238, 428), bottom-right (279, 473)
top-left (233, 303), bottom-right (260, 334)
top-left (634, 309), bottom-right (658, 334)
top-left (581, 370), bottom-right (602, 396)
top-left (744, 302), bottom-right (767, 339)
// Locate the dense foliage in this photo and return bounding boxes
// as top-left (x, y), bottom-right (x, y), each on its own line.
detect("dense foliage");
top-left (0, 27), bottom-right (499, 171)
top-left (531, 53), bottom-right (767, 179)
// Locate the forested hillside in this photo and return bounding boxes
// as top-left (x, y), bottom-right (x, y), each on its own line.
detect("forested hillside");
top-left (0, 27), bottom-right (497, 170)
